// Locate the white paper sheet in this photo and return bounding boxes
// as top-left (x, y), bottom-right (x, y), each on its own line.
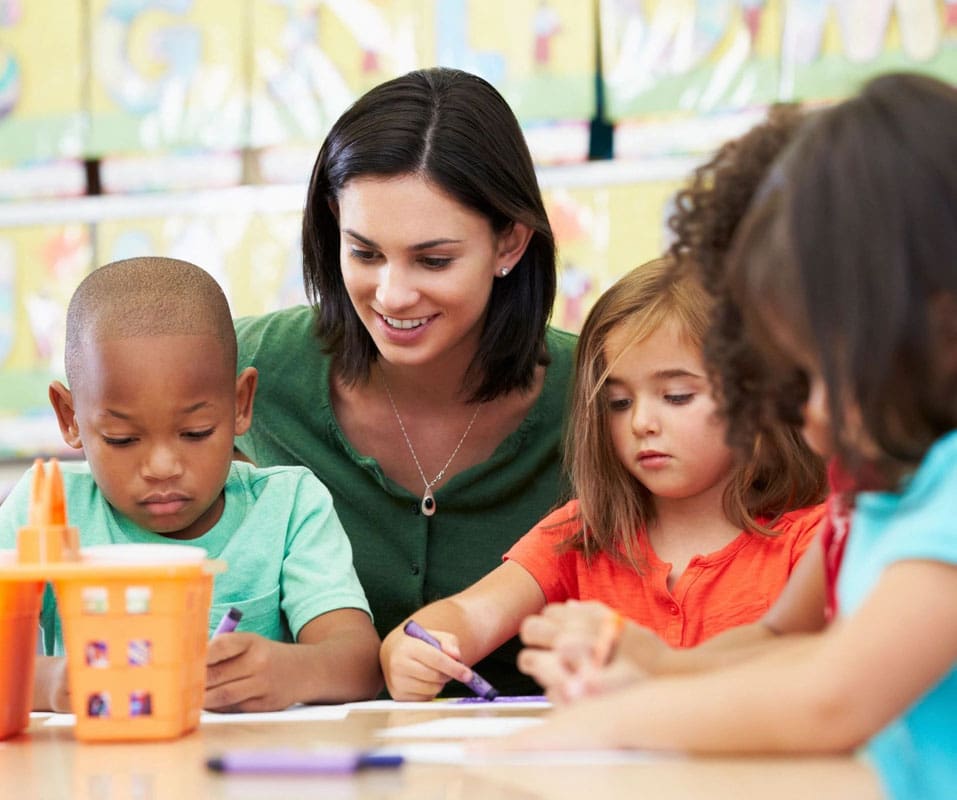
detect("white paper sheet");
top-left (377, 715), bottom-right (543, 739)
top-left (42, 703), bottom-right (351, 727)
top-left (200, 704), bottom-right (352, 723)
top-left (369, 742), bottom-right (663, 765)
top-left (347, 697), bottom-right (551, 711)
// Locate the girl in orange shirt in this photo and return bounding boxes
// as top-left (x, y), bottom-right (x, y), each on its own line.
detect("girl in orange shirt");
top-left (380, 256), bottom-right (825, 700)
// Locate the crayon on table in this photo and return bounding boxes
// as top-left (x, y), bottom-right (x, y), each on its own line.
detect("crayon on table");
top-left (206, 749), bottom-right (403, 774)
top-left (403, 619), bottom-right (499, 700)
top-left (213, 607), bottom-right (243, 636)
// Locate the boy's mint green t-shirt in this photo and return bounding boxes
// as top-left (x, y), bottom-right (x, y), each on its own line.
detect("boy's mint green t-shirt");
top-left (0, 460), bottom-right (371, 654)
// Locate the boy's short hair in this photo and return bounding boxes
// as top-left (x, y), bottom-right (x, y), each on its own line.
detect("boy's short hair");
top-left (64, 257), bottom-right (236, 389)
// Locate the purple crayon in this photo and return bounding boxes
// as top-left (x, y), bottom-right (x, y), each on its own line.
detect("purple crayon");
top-left (207, 748), bottom-right (403, 774)
top-left (403, 619), bottom-right (499, 700)
top-left (213, 607), bottom-right (243, 637)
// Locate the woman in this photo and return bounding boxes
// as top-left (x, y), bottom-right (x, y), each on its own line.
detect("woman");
top-left (235, 67), bottom-right (576, 695)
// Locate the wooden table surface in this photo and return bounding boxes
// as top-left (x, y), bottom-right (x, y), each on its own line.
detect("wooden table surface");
top-left (0, 705), bottom-right (883, 799)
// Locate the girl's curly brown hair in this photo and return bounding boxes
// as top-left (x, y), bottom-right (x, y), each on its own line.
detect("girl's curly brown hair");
top-left (666, 104), bottom-right (815, 455)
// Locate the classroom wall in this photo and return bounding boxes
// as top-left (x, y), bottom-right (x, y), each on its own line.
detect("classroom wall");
top-left (0, 0), bottom-right (954, 493)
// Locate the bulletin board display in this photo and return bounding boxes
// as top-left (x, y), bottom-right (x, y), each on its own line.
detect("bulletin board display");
top-left (0, 223), bottom-right (94, 458)
top-left (0, 1), bottom-right (85, 165)
top-left (601, 0), bottom-right (957, 152)
top-left (86, 0), bottom-right (247, 155)
top-left (547, 179), bottom-right (684, 332)
top-left (0, 0), bottom-right (596, 171)
top-left (0, 176), bottom-right (678, 460)
top-left (0, 210), bottom-right (309, 459)
top-left (249, 0), bottom-right (597, 150)
top-left (93, 211), bottom-right (308, 316)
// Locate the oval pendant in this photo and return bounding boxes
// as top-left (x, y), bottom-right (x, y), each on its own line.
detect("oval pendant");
top-left (421, 491), bottom-right (436, 517)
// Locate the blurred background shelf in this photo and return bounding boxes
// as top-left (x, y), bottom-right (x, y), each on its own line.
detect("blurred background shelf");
top-left (1, 0), bottom-right (954, 489)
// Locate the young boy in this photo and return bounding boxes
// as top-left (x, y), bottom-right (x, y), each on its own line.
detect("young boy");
top-left (0, 257), bottom-right (382, 712)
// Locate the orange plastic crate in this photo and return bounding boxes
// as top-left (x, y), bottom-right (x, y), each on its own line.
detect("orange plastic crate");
top-left (0, 552), bottom-right (219, 743)
top-left (53, 562), bottom-right (213, 742)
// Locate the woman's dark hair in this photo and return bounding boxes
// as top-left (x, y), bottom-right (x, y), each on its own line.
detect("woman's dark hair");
top-left (725, 72), bottom-right (957, 481)
top-left (302, 67), bottom-right (557, 402)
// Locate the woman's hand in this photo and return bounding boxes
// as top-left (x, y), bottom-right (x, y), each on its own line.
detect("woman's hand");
top-left (379, 623), bottom-right (473, 701)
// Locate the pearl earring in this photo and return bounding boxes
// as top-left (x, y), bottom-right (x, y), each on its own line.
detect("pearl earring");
top-left (498, 267), bottom-right (510, 277)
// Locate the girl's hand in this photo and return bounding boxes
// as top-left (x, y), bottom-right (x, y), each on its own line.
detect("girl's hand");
top-left (520, 600), bottom-right (618, 669)
top-left (379, 624), bottom-right (473, 701)
top-left (204, 633), bottom-right (301, 712)
top-left (518, 600), bottom-right (663, 702)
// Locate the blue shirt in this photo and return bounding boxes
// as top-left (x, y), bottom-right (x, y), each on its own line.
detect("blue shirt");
top-left (838, 429), bottom-right (957, 799)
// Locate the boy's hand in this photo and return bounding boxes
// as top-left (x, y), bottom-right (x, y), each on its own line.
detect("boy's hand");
top-left (380, 624), bottom-right (472, 701)
top-left (33, 656), bottom-right (71, 712)
top-left (204, 632), bottom-right (299, 712)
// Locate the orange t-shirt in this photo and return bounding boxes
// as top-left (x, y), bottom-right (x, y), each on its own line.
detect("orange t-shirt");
top-left (504, 499), bottom-right (826, 648)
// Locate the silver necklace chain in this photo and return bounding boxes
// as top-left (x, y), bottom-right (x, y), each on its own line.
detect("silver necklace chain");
top-left (381, 373), bottom-right (481, 517)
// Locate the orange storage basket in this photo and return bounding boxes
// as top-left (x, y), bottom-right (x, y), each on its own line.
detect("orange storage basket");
top-left (2, 461), bottom-right (221, 742)
top-left (0, 551), bottom-right (219, 742)
top-left (52, 559), bottom-right (214, 741)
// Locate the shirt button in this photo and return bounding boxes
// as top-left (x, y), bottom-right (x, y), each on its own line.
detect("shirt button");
top-left (411, 503), bottom-right (420, 515)
top-left (669, 604), bottom-right (680, 615)
top-left (411, 563), bottom-right (421, 576)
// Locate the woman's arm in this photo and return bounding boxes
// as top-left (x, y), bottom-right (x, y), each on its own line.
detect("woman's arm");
top-left (500, 559), bottom-right (957, 753)
top-left (380, 561), bottom-right (546, 700)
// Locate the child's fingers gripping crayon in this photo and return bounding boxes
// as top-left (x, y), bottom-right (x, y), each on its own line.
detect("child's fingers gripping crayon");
top-left (403, 619), bottom-right (499, 700)
top-left (560, 611), bottom-right (625, 703)
top-left (591, 610), bottom-right (625, 668)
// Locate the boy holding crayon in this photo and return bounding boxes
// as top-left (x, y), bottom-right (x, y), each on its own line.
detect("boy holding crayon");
top-left (0, 257), bottom-right (382, 712)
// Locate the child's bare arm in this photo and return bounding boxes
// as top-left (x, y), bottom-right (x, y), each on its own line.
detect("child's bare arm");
top-left (499, 559), bottom-right (957, 754)
top-left (33, 655), bottom-right (70, 712)
top-left (380, 561), bottom-right (546, 701)
top-left (203, 608), bottom-right (381, 711)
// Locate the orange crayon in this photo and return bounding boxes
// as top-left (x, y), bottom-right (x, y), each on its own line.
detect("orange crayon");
top-left (27, 458), bottom-right (44, 527)
top-left (45, 459), bottom-right (67, 527)
top-left (591, 610), bottom-right (625, 668)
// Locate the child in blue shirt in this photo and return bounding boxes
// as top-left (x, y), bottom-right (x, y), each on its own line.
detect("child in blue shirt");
top-left (498, 72), bottom-right (957, 800)
top-left (0, 257), bottom-right (382, 712)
